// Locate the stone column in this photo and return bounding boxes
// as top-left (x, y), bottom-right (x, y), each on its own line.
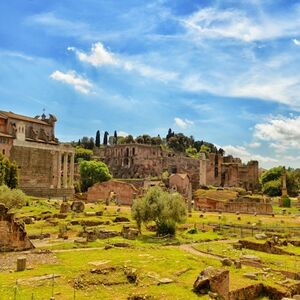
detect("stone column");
top-left (57, 151), bottom-right (62, 189)
top-left (69, 152), bottom-right (75, 188)
top-left (199, 153), bottom-right (207, 186)
top-left (63, 152), bottom-right (68, 189)
top-left (51, 151), bottom-right (56, 188)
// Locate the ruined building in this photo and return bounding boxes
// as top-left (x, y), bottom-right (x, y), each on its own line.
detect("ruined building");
top-left (99, 144), bottom-right (259, 191)
top-left (0, 110), bottom-right (74, 197)
top-left (0, 204), bottom-right (34, 252)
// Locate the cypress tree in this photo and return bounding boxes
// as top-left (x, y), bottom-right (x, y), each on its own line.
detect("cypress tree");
top-left (95, 130), bottom-right (100, 147)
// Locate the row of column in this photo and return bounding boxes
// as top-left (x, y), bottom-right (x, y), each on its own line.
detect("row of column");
top-left (55, 151), bottom-right (74, 189)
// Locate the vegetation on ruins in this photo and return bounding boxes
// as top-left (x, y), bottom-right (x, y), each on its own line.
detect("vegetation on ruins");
top-left (260, 166), bottom-right (300, 196)
top-left (0, 153), bottom-right (18, 188)
top-left (79, 160), bottom-right (112, 192)
top-left (132, 187), bottom-right (186, 236)
top-left (72, 136), bottom-right (95, 150)
top-left (75, 147), bottom-right (93, 162)
top-left (0, 185), bottom-right (25, 209)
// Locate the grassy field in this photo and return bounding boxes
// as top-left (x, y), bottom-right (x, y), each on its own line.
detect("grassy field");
top-left (0, 196), bottom-right (299, 299)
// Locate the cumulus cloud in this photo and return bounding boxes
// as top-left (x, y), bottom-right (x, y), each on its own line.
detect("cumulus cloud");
top-left (183, 7), bottom-right (300, 42)
top-left (254, 115), bottom-right (300, 151)
top-left (50, 70), bottom-right (92, 94)
top-left (293, 38), bottom-right (300, 45)
top-left (68, 43), bottom-right (117, 66)
top-left (69, 42), bottom-right (177, 82)
top-left (222, 145), bottom-right (278, 163)
top-left (174, 117), bottom-right (194, 129)
top-left (248, 142), bottom-right (261, 148)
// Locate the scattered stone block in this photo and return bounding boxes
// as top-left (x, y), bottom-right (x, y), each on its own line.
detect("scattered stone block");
top-left (84, 212), bottom-right (96, 217)
top-left (158, 278), bottom-right (174, 285)
top-left (16, 256), bottom-right (26, 272)
top-left (221, 258), bottom-right (232, 266)
top-left (255, 233), bottom-right (267, 240)
top-left (124, 267), bottom-right (138, 283)
top-left (71, 201), bottom-right (85, 213)
top-left (114, 216), bottom-right (130, 223)
top-left (60, 202), bottom-right (70, 214)
top-left (234, 260), bottom-right (242, 269)
top-left (243, 273), bottom-right (257, 280)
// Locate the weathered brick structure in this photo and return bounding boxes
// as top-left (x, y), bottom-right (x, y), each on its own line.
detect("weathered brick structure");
top-left (0, 204), bottom-right (34, 252)
top-left (99, 144), bottom-right (259, 191)
top-left (0, 110), bottom-right (75, 197)
top-left (169, 173), bottom-right (190, 197)
top-left (194, 197), bottom-right (273, 214)
top-left (87, 180), bottom-right (138, 205)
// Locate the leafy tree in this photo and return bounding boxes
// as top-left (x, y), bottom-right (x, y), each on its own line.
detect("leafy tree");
top-left (0, 154), bottom-right (18, 188)
top-left (95, 130), bottom-right (100, 147)
top-left (80, 160), bottom-right (112, 192)
top-left (75, 147), bottom-right (93, 163)
top-left (123, 135), bottom-right (135, 144)
top-left (151, 135), bottom-right (162, 145)
top-left (131, 187), bottom-right (186, 236)
top-left (185, 146), bottom-right (198, 157)
top-left (166, 128), bottom-right (174, 140)
top-left (200, 145), bottom-right (211, 154)
top-left (0, 185), bottom-right (25, 209)
top-left (260, 166), bottom-right (299, 196)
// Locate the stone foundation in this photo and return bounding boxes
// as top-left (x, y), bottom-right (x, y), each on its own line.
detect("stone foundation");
top-left (20, 187), bottom-right (74, 198)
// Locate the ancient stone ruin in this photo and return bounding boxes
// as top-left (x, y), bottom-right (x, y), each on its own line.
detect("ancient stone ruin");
top-left (0, 203), bottom-right (34, 252)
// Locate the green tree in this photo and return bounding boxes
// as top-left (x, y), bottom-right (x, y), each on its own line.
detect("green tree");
top-left (185, 146), bottom-right (198, 157)
top-left (114, 130), bottom-right (118, 144)
top-left (103, 131), bottom-right (109, 145)
top-left (0, 154), bottom-right (18, 188)
top-left (80, 160), bottom-right (112, 192)
top-left (131, 187), bottom-right (186, 236)
top-left (75, 147), bottom-right (93, 163)
top-left (95, 130), bottom-right (100, 147)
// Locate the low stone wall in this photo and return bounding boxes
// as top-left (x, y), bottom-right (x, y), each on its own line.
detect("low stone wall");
top-left (239, 240), bottom-right (291, 255)
top-left (229, 283), bottom-right (263, 300)
top-left (195, 197), bottom-right (273, 215)
top-left (20, 187), bottom-right (74, 198)
top-left (0, 204), bottom-right (34, 252)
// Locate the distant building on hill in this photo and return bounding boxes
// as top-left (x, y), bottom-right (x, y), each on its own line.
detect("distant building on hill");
top-left (0, 110), bottom-right (74, 197)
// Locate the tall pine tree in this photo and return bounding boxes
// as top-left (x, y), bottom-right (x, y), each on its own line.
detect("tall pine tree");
top-left (103, 131), bottom-right (109, 145)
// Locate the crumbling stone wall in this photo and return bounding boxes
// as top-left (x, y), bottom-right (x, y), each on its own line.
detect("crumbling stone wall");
top-left (100, 144), bottom-right (259, 191)
top-left (0, 204), bottom-right (34, 252)
top-left (87, 180), bottom-right (138, 205)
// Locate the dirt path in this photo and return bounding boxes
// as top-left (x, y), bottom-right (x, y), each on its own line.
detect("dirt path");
top-left (178, 244), bottom-right (223, 260)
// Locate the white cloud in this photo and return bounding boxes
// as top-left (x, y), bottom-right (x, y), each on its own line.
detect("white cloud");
top-left (248, 142), bottom-right (261, 148)
top-left (183, 7), bottom-right (300, 42)
top-left (68, 43), bottom-right (117, 66)
top-left (50, 70), bottom-right (93, 94)
top-left (174, 117), bottom-right (194, 129)
top-left (293, 38), bottom-right (300, 45)
top-left (222, 145), bottom-right (277, 164)
top-left (117, 131), bottom-right (129, 137)
top-left (69, 42), bottom-right (177, 82)
top-left (254, 115), bottom-right (300, 152)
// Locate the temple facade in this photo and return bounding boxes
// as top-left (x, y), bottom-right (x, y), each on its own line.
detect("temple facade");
top-left (0, 110), bottom-right (74, 197)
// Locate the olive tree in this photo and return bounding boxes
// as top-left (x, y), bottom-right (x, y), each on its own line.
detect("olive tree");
top-left (132, 187), bottom-right (186, 236)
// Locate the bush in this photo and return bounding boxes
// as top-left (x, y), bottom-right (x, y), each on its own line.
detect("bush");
top-left (282, 196), bottom-right (291, 208)
top-left (0, 185), bottom-right (26, 209)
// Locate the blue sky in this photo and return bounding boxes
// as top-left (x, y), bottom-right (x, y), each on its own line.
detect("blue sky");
top-left (1, 0), bottom-right (300, 169)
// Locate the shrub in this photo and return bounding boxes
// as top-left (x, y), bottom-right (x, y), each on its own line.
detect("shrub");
top-left (0, 154), bottom-right (18, 188)
top-left (0, 185), bottom-right (26, 209)
top-left (282, 196), bottom-right (291, 208)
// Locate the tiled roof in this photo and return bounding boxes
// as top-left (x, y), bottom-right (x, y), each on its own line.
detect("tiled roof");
top-left (0, 111), bottom-right (50, 126)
